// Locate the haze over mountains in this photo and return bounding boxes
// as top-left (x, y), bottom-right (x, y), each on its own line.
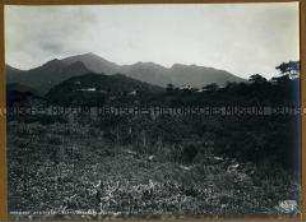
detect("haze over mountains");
top-left (6, 53), bottom-right (245, 95)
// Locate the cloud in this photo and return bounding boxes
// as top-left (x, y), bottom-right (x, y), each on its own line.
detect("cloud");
top-left (5, 3), bottom-right (299, 78)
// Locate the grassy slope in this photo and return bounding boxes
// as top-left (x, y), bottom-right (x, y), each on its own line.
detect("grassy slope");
top-left (7, 117), bottom-right (299, 217)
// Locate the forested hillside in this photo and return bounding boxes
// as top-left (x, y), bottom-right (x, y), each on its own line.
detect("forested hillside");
top-left (7, 61), bottom-right (300, 218)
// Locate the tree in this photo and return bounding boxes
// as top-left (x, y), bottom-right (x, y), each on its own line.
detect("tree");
top-left (166, 83), bottom-right (175, 93)
top-left (249, 74), bottom-right (267, 84)
top-left (276, 61), bottom-right (300, 78)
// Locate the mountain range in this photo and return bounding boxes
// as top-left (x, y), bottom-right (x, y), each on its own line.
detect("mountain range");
top-left (6, 53), bottom-right (245, 95)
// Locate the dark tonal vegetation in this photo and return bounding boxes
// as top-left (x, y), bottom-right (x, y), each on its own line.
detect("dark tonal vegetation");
top-left (7, 61), bottom-right (300, 218)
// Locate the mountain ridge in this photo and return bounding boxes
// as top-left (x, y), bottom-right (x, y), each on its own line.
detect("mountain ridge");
top-left (6, 53), bottom-right (246, 95)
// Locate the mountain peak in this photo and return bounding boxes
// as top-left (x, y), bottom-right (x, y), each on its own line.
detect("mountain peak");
top-left (171, 63), bottom-right (184, 68)
top-left (132, 61), bottom-right (167, 70)
top-left (78, 52), bottom-right (101, 59)
top-left (171, 63), bottom-right (198, 69)
top-left (61, 52), bottom-right (120, 74)
top-left (62, 52), bottom-right (112, 63)
top-left (84, 52), bottom-right (98, 56)
top-left (43, 58), bottom-right (64, 68)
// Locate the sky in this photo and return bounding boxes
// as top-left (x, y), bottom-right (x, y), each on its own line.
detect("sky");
top-left (5, 3), bottom-right (299, 79)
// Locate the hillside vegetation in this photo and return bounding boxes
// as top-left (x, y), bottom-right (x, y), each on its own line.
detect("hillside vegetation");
top-left (7, 62), bottom-right (300, 217)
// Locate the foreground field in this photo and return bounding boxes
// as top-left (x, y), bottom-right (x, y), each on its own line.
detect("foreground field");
top-left (7, 116), bottom-right (300, 217)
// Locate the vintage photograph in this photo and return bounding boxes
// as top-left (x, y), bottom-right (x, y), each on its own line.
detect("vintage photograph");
top-left (5, 3), bottom-right (300, 219)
